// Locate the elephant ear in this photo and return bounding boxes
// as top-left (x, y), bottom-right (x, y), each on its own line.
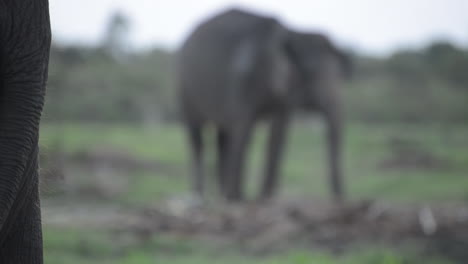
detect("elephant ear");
top-left (280, 33), bottom-right (315, 107)
top-left (324, 38), bottom-right (353, 79)
top-left (229, 20), bottom-right (293, 100)
top-left (270, 49), bottom-right (293, 98)
top-left (328, 43), bottom-right (353, 80)
top-left (283, 32), bottom-right (310, 82)
top-left (269, 24), bottom-right (294, 99)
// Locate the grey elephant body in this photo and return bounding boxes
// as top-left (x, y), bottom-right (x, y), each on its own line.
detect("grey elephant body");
top-left (0, 0), bottom-right (51, 263)
top-left (178, 8), bottom-right (348, 201)
top-left (180, 9), bottom-right (291, 126)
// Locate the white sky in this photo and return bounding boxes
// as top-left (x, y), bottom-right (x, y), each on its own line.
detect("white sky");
top-left (49, 0), bottom-right (468, 55)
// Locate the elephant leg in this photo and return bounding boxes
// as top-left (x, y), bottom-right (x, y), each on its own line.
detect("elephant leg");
top-left (225, 121), bottom-right (254, 202)
top-left (325, 109), bottom-right (344, 201)
top-left (216, 128), bottom-right (229, 196)
top-left (186, 122), bottom-right (205, 199)
top-left (259, 113), bottom-right (290, 200)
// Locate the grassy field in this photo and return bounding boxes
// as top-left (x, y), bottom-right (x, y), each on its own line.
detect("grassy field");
top-left (39, 121), bottom-right (468, 263)
top-left (40, 121), bottom-right (468, 202)
top-left (43, 227), bottom-right (455, 264)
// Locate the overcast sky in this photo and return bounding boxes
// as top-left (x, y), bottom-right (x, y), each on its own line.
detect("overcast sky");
top-left (49, 0), bottom-right (468, 55)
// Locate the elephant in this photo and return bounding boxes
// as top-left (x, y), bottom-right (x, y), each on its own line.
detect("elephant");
top-left (177, 8), bottom-right (350, 202)
top-left (0, 0), bottom-right (51, 263)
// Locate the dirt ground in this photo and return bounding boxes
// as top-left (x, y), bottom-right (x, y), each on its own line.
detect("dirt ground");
top-left (42, 197), bottom-right (468, 262)
top-left (39, 147), bottom-right (468, 262)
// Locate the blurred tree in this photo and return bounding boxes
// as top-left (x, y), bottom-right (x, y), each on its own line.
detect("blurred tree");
top-left (44, 44), bottom-right (177, 123)
top-left (43, 38), bottom-right (468, 124)
top-left (424, 41), bottom-right (468, 89)
top-left (102, 11), bottom-right (132, 60)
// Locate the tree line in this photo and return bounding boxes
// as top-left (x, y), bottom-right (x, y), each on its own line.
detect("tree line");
top-left (43, 13), bottom-right (468, 124)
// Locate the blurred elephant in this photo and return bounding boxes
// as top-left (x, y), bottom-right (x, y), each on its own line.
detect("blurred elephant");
top-left (178, 8), bottom-right (350, 202)
top-left (0, 0), bottom-right (51, 263)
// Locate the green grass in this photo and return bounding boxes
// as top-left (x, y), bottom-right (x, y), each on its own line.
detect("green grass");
top-left (121, 171), bottom-right (188, 204)
top-left (43, 227), bottom-right (455, 264)
top-left (39, 121), bottom-right (468, 263)
top-left (40, 121), bottom-right (468, 203)
top-left (40, 123), bottom-right (188, 163)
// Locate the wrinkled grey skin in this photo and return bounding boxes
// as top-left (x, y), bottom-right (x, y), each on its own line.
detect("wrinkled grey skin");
top-left (178, 8), bottom-right (349, 202)
top-left (0, 0), bottom-right (51, 263)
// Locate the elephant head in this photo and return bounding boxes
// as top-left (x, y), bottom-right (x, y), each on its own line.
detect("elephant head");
top-left (284, 32), bottom-right (350, 109)
top-left (283, 31), bottom-right (351, 200)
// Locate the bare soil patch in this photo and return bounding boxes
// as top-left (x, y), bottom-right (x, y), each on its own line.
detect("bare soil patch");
top-left (43, 198), bottom-right (468, 262)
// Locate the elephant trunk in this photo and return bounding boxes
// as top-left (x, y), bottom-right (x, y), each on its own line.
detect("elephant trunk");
top-left (0, 75), bottom-right (46, 234)
top-left (0, 0), bottom-right (50, 235)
